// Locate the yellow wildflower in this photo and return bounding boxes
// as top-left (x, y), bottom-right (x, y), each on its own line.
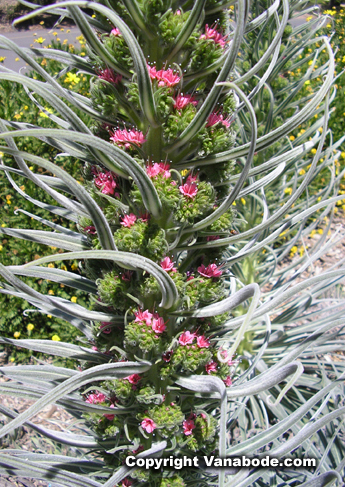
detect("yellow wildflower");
top-left (14, 331), bottom-right (21, 339)
top-left (289, 135), bottom-right (295, 141)
top-left (284, 187), bottom-right (292, 195)
top-left (317, 229), bottom-right (323, 235)
top-left (71, 296), bottom-right (78, 303)
top-left (240, 198), bottom-right (246, 205)
top-left (290, 246), bottom-right (298, 256)
top-left (64, 72), bottom-right (80, 84)
top-left (48, 290), bottom-right (54, 295)
top-left (311, 148), bottom-right (317, 154)
top-left (20, 185), bottom-right (25, 191)
top-left (61, 264), bottom-right (67, 271)
top-left (299, 169), bottom-right (306, 175)
top-left (0, 56), bottom-right (6, 62)
top-left (34, 37), bottom-right (46, 44)
top-left (52, 335), bottom-right (61, 341)
top-left (27, 323), bottom-right (34, 331)
top-left (71, 263), bottom-right (78, 271)
top-left (48, 263), bottom-right (55, 268)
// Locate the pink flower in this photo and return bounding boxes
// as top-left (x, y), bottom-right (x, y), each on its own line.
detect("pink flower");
top-left (179, 181), bottom-right (198, 198)
top-left (104, 403), bottom-right (115, 421)
top-left (111, 27), bottom-right (121, 36)
top-left (125, 374), bottom-right (141, 385)
top-left (207, 235), bottom-right (220, 241)
top-left (134, 309), bottom-right (153, 326)
top-left (152, 316), bottom-right (166, 334)
top-left (224, 376), bottom-right (232, 386)
top-left (183, 419), bottom-right (196, 436)
top-left (122, 479), bottom-right (132, 487)
top-left (200, 24), bottom-right (227, 47)
top-left (197, 263), bottom-right (222, 278)
top-left (148, 65), bottom-right (180, 87)
top-left (139, 212), bottom-right (150, 222)
top-left (206, 361), bottom-right (218, 374)
top-left (100, 322), bottom-right (112, 334)
top-left (86, 392), bottom-right (106, 404)
top-left (121, 271), bottom-right (132, 281)
top-left (141, 418), bottom-right (157, 433)
top-left (120, 213), bottom-right (137, 228)
top-left (173, 94), bottom-right (198, 110)
top-left (197, 335), bottom-right (210, 348)
top-left (179, 331), bottom-right (195, 346)
top-left (98, 68), bottom-right (122, 85)
top-left (146, 162), bottom-right (171, 179)
top-left (94, 171), bottom-right (117, 196)
top-left (160, 257), bottom-right (177, 273)
top-left (84, 225), bottom-right (96, 235)
top-left (147, 65), bottom-right (157, 79)
top-left (110, 128), bottom-right (146, 149)
top-left (206, 112), bottom-right (231, 128)
top-left (158, 69), bottom-right (181, 87)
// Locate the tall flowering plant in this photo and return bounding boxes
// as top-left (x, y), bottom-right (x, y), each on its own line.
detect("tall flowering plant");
top-left (0, 0), bottom-right (344, 486)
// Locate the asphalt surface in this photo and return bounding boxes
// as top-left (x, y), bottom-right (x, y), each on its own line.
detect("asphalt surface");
top-left (0, 26), bottom-right (81, 72)
top-left (0, 13), bottom-right (310, 73)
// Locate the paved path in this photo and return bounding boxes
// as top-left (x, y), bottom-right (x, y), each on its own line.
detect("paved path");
top-left (0, 26), bottom-right (81, 72)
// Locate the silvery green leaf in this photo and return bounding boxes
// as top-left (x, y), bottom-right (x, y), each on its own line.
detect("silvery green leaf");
top-left (23, 250), bottom-right (178, 309)
top-left (8, 265), bottom-right (97, 294)
top-left (0, 361), bottom-right (151, 440)
top-left (0, 338), bottom-right (107, 362)
top-left (0, 227), bottom-right (89, 252)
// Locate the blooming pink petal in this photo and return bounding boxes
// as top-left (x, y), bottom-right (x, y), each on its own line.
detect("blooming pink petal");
top-left (206, 112), bottom-right (231, 128)
top-left (110, 128), bottom-right (146, 149)
top-left (179, 331), bottom-right (195, 346)
top-left (141, 418), bottom-right (157, 433)
top-left (173, 94), bottom-right (198, 110)
top-left (152, 316), bottom-right (166, 334)
top-left (196, 335), bottom-right (210, 348)
top-left (100, 322), bottom-right (112, 334)
top-left (125, 374), bottom-right (141, 385)
top-left (183, 419), bottom-right (196, 436)
top-left (111, 27), bottom-right (121, 36)
top-left (205, 360), bottom-right (218, 374)
top-left (94, 171), bottom-right (117, 195)
top-left (134, 309), bottom-right (153, 326)
top-left (98, 68), bottom-right (122, 85)
top-left (147, 65), bottom-right (157, 79)
top-left (121, 213), bottom-right (137, 228)
top-left (179, 181), bottom-right (198, 198)
top-left (86, 392), bottom-right (106, 404)
top-left (200, 24), bottom-right (227, 47)
top-left (160, 257), bottom-right (177, 272)
top-left (197, 263), bottom-right (222, 278)
top-left (224, 376), bottom-right (232, 386)
top-left (104, 404), bottom-right (115, 420)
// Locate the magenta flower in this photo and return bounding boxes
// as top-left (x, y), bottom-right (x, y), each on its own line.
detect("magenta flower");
top-left (111, 27), bottom-right (121, 36)
top-left (152, 316), bottom-right (166, 334)
top-left (224, 376), bottom-right (232, 386)
top-left (100, 322), bottom-right (112, 334)
top-left (86, 392), bottom-right (106, 404)
top-left (148, 65), bottom-right (180, 87)
top-left (162, 350), bottom-right (173, 362)
top-left (206, 112), bottom-right (231, 128)
top-left (141, 418), bottom-right (157, 433)
top-left (179, 181), bottom-right (198, 198)
top-left (158, 68), bottom-right (181, 87)
top-left (205, 360), bottom-right (218, 374)
top-left (183, 419), bottom-right (196, 436)
top-left (125, 374), bottom-right (141, 385)
top-left (94, 171), bottom-right (117, 196)
top-left (134, 309), bottom-right (153, 326)
top-left (110, 128), bottom-right (146, 149)
top-left (147, 65), bottom-right (157, 79)
top-left (196, 335), bottom-right (210, 348)
top-left (84, 225), bottom-right (96, 235)
top-left (160, 257), bottom-right (177, 273)
top-left (98, 68), bottom-right (122, 85)
top-left (122, 479), bottom-right (132, 487)
top-left (120, 213), bottom-right (137, 228)
top-left (146, 162), bottom-right (171, 179)
top-left (173, 94), bottom-right (198, 110)
top-left (179, 331), bottom-right (195, 346)
top-left (197, 263), bottom-right (222, 278)
top-left (200, 24), bottom-right (227, 47)
top-left (104, 403), bottom-right (115, 421)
